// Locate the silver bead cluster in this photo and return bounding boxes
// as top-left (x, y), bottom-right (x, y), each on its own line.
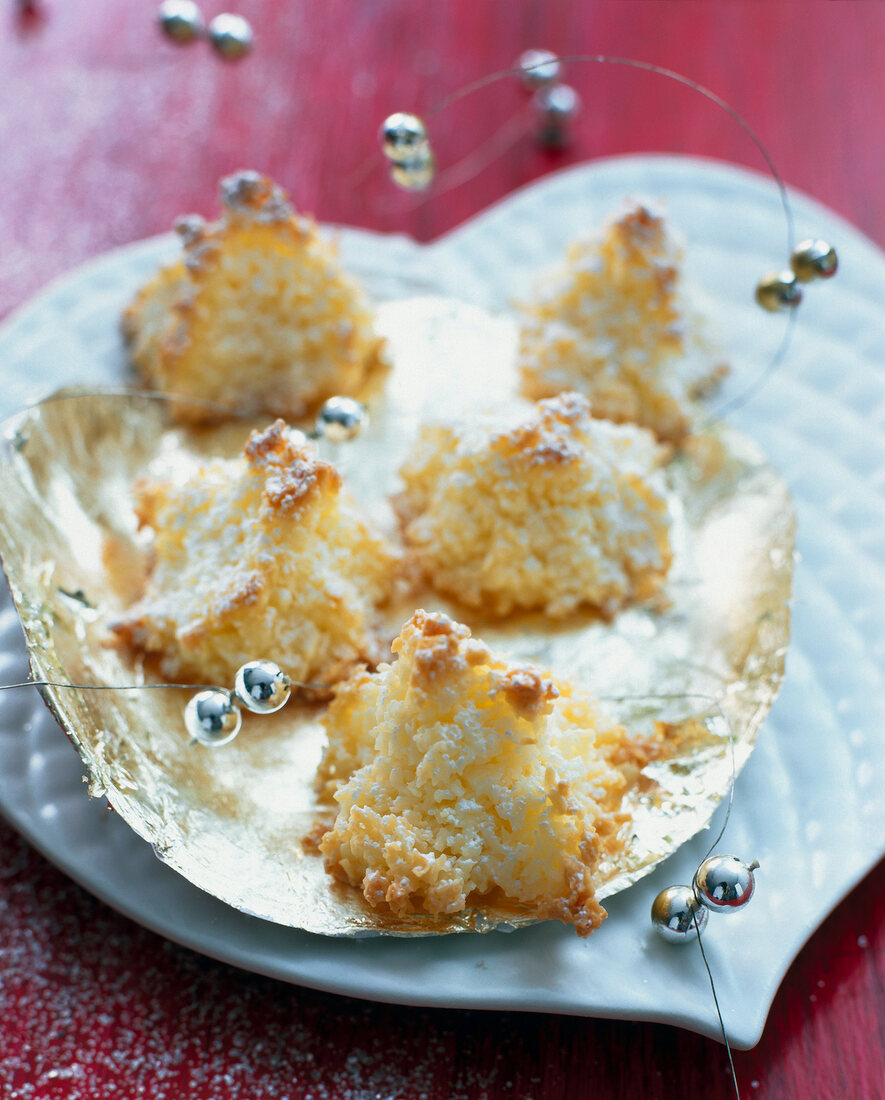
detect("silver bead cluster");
top-left (756, 238), bottom-right (838, 312)
top-left (651, 854), bottom-right (759, 943)
top-left (379, 112), bottom-right (435, 192)
top-left (157, 1), bottom-right (253, 60)
top-left (184, 660), bottom-right (291, 747)
top-left (517, 49), bottom-right (581, 149)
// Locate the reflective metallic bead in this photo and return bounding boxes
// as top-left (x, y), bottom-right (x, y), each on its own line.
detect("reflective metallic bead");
top-left (517, 48), bottom-right (562, 89)
top-left (207, 13), bottom-right (253, 60)
top-left (234, 660), bottom-right (291, 715)
top-left (790, 239), bottom-right (838, 282)
top-left (315, 396), bottom-right (368, 442)
top-left (390, 148), bottom-right (436, 192)
top-left (379, 113), bottom-right (429, 163)
top-left (651, 884), bottom-right (709, 943)
top-left (157, 0), bottom-right (205, 44)
top-left (756, 269), bottom-right (803, 312)
top-left (185, 689), bottom-right (241, 746)
top-left (534, 83), bottom-right (581, 148)
top-left (693, 855), bottom-right (758, 914)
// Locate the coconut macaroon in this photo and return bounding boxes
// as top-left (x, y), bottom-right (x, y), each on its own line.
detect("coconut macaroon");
top-left (317, 610), bottom-right (656, 936)
top-left (122, 170), bottom-right (388, 423)
top-left (394, 392), bottom-right (673, 618)
top-left (518, 201), bottom-right (728, 442)
top-left (110, 419), bottom-right (396, 687)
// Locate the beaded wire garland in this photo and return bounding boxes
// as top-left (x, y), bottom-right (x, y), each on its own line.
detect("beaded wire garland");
top-left (379, 53), bottom-right (837, 426)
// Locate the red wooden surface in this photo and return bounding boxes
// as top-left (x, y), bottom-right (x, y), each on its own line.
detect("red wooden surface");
top-left (1, 2), bottom-right (883, 1097)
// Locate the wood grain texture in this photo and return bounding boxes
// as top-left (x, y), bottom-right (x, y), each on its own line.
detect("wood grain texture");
top-left (0, 2), bottom-right (883, 1097)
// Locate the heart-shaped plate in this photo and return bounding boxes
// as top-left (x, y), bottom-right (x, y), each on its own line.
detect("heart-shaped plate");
top-left (0, 156), bottom-right (882, 1045)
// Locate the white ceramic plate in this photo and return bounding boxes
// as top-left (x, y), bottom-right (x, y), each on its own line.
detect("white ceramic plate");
top-left (0, 156), bottom-right (883, 1048)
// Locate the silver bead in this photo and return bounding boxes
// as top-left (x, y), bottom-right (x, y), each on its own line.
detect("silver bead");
top-left (184, 689), bottom-right (241, 746)
top-left (315, 396), bottom-right (367, 442)
top-left (756, 269), bottom-right (803, 312)
top-left (517, 49), bottom-right (562, 89)
top-left (157, 0), bottom-right (205, 44)
top-left (234, 660), bottom-right (291, 715)
top-left (534, 83), bottom-right (581, 148)
top-left (693, 855), bottom-right (758, 914)
top-left (379, 113), bottom-right (429, 163)
top-left (207, 13), bottom-right (253, 60)
top-left (790, 239), bottom-right (838, 282)
top-left (390, 148), bottom-right (436, 192)
top-left (651, 884), bottom-right (709, 943)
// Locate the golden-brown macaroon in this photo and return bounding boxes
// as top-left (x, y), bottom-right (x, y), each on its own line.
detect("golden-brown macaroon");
top-left (394, 392), bottom-right (672, 618)
top-left (518, 200), bottom-right (728, 442)
top-left (122, 170), bottom-right (388, 423)
top-left (317, 609), bottom-right (655, 936)
top-left (110, 419), bottom-right (396, 687)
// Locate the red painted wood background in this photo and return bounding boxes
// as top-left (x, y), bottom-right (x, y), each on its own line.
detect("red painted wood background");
top-left (1, 2), bottom-right (883, 1098)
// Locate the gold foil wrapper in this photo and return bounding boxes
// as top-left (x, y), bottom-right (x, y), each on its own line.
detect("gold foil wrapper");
top-left (0, 298), bottom-right (794, 936)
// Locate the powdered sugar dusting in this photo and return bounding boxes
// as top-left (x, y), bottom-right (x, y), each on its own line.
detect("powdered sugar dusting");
top-left (0, 823), bottom-right (550, 1099)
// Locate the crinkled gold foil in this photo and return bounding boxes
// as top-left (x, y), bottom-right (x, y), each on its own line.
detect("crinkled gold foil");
top-left (0, 298), bottom-right (794, 936)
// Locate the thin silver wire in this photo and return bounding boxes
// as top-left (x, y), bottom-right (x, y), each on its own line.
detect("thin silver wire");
top-left (428, 54), bottom-right (796, 254)
top-left (0, 676), bottom-right (329, 696)
top-left (695, 910), bottom-right (741, 1099)
top-left (707, 307), bottom-right (799, 424)
top-left (603, 686), bottom-right (741, 1091)
top-left (2, 679), bottom-right (215, 693)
